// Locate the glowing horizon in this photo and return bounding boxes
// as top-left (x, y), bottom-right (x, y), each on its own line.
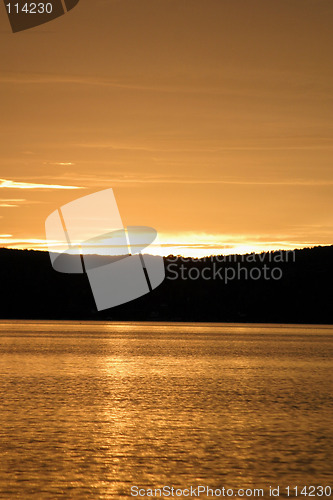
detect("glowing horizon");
top-left (0, 233), bottom-right (331, 259)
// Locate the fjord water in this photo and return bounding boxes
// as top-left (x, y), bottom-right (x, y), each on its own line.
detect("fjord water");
top-left (0, 321), bottom-right (332, 499)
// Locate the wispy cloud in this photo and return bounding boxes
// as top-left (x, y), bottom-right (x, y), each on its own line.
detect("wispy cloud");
top-left (156, 231), bottom-right (333, 257)
top-left (0, 72), bottom-right (191, 93)
top-left (0, 198), bottom-right (26, 201)
top-left (0, 198), bottom-right (43, 208)
top-left (0, 179), bottom-right (84, 190)
top-left (1, 70), bottom-right (330, 100)
top-left (43, 173), bottom-right (333, 188)
top-left (0, 237), bottom-right (49, 249)
top-left (43, 162), bottom-right (75, 166)
top-left (75, 141), bottom-right (333, 153)
top-left (0, 72), bottom-right (228, 95)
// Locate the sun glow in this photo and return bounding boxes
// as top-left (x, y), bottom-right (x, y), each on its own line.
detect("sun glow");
top-left (0, 232), bottom-right (326, 258)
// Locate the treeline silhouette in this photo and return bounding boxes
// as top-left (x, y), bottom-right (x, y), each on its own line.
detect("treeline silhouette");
top-left (0, 246), bottom-right (332, 324)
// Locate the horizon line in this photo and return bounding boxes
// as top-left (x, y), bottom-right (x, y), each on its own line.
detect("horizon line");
top-left (0, 243), bottom-right (332, 260)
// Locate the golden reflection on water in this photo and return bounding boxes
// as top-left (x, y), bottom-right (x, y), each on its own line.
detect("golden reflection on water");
top-left (0, 321), bottom-right (332, 499)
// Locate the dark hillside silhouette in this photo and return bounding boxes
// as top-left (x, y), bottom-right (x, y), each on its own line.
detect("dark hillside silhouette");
top-left (0, 246), bottom-right (332, 324)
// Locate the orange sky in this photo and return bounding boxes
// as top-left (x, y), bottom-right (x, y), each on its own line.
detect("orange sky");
top-left (0, 0), bottom-right (332, 257)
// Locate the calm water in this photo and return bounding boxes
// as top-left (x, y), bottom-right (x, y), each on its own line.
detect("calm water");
top-left (0, 321), bottom-right (332, 499)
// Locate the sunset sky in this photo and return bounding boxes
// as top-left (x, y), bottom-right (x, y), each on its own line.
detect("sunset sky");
top-left (0, 0), bottom-right (332, 257)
